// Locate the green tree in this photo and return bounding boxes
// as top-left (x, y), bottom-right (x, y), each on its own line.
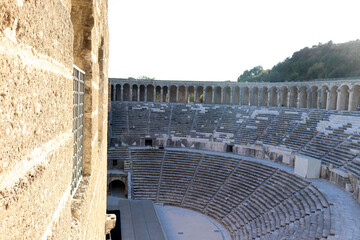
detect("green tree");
top-left (138, 75), bottom-right (155, 80)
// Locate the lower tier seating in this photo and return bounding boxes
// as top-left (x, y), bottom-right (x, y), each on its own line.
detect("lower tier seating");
top-left (126, 148), bottom-right (332, 240)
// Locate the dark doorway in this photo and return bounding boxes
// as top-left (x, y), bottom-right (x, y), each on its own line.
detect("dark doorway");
top-left (226, 145), bottom-right (234, 153)
top-left (145, 139), bottom-right (153, 146)
top-left (109, 180), bottom-right (126, 198)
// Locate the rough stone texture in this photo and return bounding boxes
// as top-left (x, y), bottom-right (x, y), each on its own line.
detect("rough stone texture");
top-left (0, 0), bottom-right (109, 239)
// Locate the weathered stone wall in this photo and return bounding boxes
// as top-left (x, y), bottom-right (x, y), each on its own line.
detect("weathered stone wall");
top-left (0, 0), bottom-right (109, 239)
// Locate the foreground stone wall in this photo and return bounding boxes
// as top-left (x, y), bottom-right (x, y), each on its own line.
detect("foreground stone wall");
top-left (0, 0), bottom-right (109, 239)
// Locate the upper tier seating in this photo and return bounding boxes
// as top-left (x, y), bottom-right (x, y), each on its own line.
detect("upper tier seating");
top-left (126, 148), bottom-right (332, 240)
top-left (111, 102), bottom-right (360, 177)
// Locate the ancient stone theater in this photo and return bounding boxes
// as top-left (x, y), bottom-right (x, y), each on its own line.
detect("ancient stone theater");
top-left (108, 77), bottom-right (360, 239)
top-left (1, 0), bottom-right (111, 239)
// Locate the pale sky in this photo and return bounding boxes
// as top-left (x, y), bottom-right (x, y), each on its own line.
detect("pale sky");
top-left (108, 0), bottom-right (360, 81)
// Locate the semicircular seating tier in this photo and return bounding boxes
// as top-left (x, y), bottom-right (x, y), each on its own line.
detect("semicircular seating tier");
top-left (111, 102), bottom-right (360, 178)
top-left (125, 148), bottom-right (332, 240)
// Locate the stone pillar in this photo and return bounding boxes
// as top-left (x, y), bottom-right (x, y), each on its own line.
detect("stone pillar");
top-left (336, 89), bottom-right (342, 110)
top-left (185, 86), bottom-right (189, 103)
top-left (120, 86), bottom-right (123, 101)
top-left (129, 86), bottom-right (133, 101)
top-left (153, 88), bottom-right (156, 102)
top-left (249, 88), bottom-right (253, 105)
top-left (296, 90), bottom-right (301, 108)
top-left (221, 88), bottom-right (224, 104)
top-left (287, 90), bottom-right (291, 108)
top-left (348, 89), bottom-right (354, 111)
top-left (144, 85), bottom-right (147, 102)
top-left (176, 86), bottom-right (179, 103)
top-left (167, 86), bottom-right (170, 103)
top-left (194, 86), bottom-right (198, 104)
top-left (277, 88), bottom-right (281, 107)
top-left (113, 85), bottom-right (116, 101)
top-left (203, 87), bottom-right (207, 103)
top-left (230, 87), bottom-right (233, 105)
top-left (326, 90), bottom-right (331, 110)
top-left (267, 90), bottom-right (271, 107)
top-left (211, 86), bottom-right (215, 104)
top-left (306, 89), bottom-right (311, 108)
top-left (160, 87), bottom-right (163, 103)
top-left (136, 86), bottom-right (139, 101)
top-left (317, 89), bottom-right (322, 109)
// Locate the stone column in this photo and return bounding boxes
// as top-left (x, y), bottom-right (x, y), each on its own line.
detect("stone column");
top-left (212, 87), bottom-right (215, 104)
top-left (120, 86), bottom-right (123, 101)
top-left (306, 89), bottom-right (312, 108)
top-left (230, 87), bottom-right (233, 105)
top-left (129, 86), bottom-right (133, 101)
top-left (167, 86), bottom-right (170, 103)
top-left (194, 86), bottom-right (198, 104)
top-left (144, 85), bottom-right (147, 102)
top-left (176, 86), bottom-right (179, 103)
top-left (137, 86), bottom-right (140, 102)
top-left (348, 89), bottom-right (354, 111)
top-left (185, 86), bottom-right (189, 103)
top-left (287, 90), bottom-right (291, 108)
top-left (296, 90), bottom-right (301, 108)
top-left (267, 90), bottom-right (271, 107)
top-left (113, 85), bottom-right (116, 101)
top-left (277, 88), bottom-right (281, 107)
top-left (336, 89), bottom-right (342, 110)
top-left (160, 87), bottom-right (163, 103)
top-left (221, 88), bottom-right (224, 104)
top-left (317, 89), bottom-right (322, 109)
top-left (326, 90), bottom-right (331, 110)
top-left (240, 87), bottom-right (244, 105)
top-left (153, 88), bottom-right (157, 102)
top-left (203, 87), bottom-right (207, 103)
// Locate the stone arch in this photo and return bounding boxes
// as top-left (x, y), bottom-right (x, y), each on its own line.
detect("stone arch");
top-left (223, 86), bottom-right (231, 105)
top-left (329, 86), bottom-right (338, 110)
top-left (261, 87), bottom-right (268, 106)
top-left (132, 84), bottom-right (138, 101)
top-left (233, 86), bottom-right (240, 105)
top-left (270, 87), bottom-right (278, 106)
top-left (310, 86), bottom-right (318, 108)
top-left (242, 87), bottom-right (249, 105)
top-left (215, 86), bottom-right (222, 104)
top-left (188, 86), bottom-right (195, 103)
top-left (179, 85), bottom-right (186, 103)
top-left (115, 84), bottom-right (121, 101)
top-left (170, 85), bottom-right (177, 102)
top-left (320, 85), bottom-right (328, 109)
top-left (280, 86), bottom-right (288, 107)
top-left (139, 85), bottom-right (145, 101)
top-left (108, 180), bottom-right (126, 198)
top-left (251, 87), bottom-right (259, 106)
top-left (289, 86), bottom-right (298, 108)
top-left (349, 84), bottom-right (360, 111)
top-left (299, 86), bottom-right (307, 108)
top-left (147, 85), bottom-right (155, 102)
top-left (337, 85), bottom-right (350, 110)
top-left (155, 86), bottom-right (161, 102)
top-left (196, 86), bottom-right (204, 103)
top-left (162, 86), bottom-right (168, 102)
top-left (123, 84), bottom-right (130, 101)
top-left (205, 86), bottom-right (213, 104)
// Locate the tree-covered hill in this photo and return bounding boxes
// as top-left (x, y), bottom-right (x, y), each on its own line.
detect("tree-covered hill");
top-left (237, 40), bottom-right (360, 82)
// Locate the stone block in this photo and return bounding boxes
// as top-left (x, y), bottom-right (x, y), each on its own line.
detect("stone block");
top-left (294, 155), bottom-right (321, 178)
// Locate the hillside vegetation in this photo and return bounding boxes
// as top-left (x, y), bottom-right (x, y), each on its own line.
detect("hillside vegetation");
top-left (237, 40), bottom-right (360, 82)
